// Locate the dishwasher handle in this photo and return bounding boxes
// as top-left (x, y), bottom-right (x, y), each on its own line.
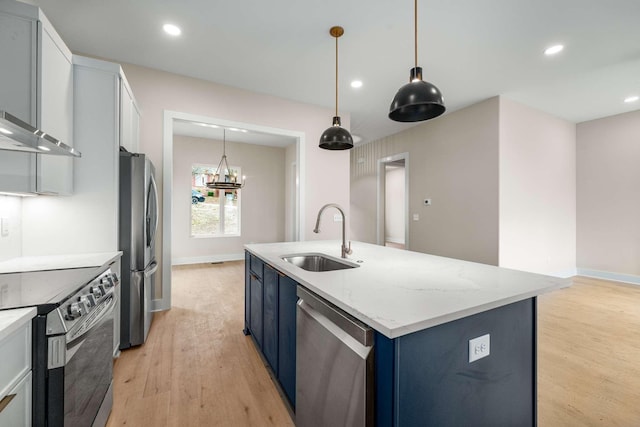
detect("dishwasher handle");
top-left (297, 286), bottom-right (373, 347)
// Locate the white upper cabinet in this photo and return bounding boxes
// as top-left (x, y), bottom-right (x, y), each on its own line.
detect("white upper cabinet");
top-left (120, 78), bottom-right (140, 153)
top-left (0, 1), bottom-right (74, 195)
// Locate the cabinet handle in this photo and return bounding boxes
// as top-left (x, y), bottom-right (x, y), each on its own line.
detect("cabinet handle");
top-left (0, 394), bottom-right (16, 413)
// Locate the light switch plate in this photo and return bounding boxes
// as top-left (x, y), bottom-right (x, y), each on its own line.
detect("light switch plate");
top-left (413, 213), bottom-right (419, 221)
top-left (1, 218), bottom-right (8, 237)
top-left (469, 333), bottom-right (490, 363)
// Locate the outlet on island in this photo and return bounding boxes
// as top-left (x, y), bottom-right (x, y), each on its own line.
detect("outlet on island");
top-left (469, 333), bottom-right (490, 363)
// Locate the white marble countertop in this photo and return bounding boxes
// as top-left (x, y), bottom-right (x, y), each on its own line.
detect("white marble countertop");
top-left (0, 252), bottom-right (123, 274)
top-left (245, 241), bottom-right (570, 339)
top-left (0, 307), bottom-right (36, 342)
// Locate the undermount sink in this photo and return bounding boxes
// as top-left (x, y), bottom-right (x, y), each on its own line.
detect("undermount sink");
top-left (281, 253), bottom-right (359, 272)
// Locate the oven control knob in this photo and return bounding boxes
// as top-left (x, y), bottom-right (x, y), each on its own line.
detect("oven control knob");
top-left (91, 286), bottom-right (103, 298)
top-left (68, 302), bottom-right (82, 319)
top-left (100, 277), bottom-right (113, 288)
top-left (80, 295), bottom-right (94, 307)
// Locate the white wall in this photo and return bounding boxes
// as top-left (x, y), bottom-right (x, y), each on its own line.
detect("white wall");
top-left (498, 98), bottom-right (576, 276)
top-left (0, 195), bottom-right (22, 261)
top-left (172, 135), bottom-right (286, 263)
top-left (384, 165), bottom-right (405, 244)
top-left (577, 109), bottom-right (640, 278)
top-left (351, 97), bottom-right (500, 265)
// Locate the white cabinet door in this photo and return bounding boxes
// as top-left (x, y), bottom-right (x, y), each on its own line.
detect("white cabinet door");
top-left (119, 80), bottom-right (140, 153)
top-left (0, 371), bottom-right (31, 427)
top-left (0, 11), bottom-right (37, 193)
top-left (36, 19), bottom-right (74, 195)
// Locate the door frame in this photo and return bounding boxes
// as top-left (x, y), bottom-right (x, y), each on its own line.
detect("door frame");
top-left (159, 110), bottom-right (306, 312)
top-left (377, 152), bottom-right (409, 248)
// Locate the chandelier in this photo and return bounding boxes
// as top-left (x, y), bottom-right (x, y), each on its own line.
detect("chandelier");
top-left (206, 129), bottom-right (245, 190)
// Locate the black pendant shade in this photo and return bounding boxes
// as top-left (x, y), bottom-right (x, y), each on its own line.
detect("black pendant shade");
top-left (319, 116), bottom-right (354, 150)
top-left (389, 0), bottom-right (445, 123)
top-left (389, 67), bottom-right (445, 122)
top-left (319, 26), bottom-right (353, 151)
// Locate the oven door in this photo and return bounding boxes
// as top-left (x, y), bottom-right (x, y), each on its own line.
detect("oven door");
top-left (63, 293), bottom-right (115, 427)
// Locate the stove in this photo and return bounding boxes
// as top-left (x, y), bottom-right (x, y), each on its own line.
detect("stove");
top-left (0, 265), bottom-right (118, 427)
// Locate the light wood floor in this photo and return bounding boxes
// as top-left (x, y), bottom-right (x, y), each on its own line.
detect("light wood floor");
top-left (107, 262), bottom-right (640, 426)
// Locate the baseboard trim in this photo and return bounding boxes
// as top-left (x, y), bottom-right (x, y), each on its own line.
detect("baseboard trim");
top-left (385, 237), bottom-right (405, 244)
top-left (172, 253), bottom-right (245, 266)
top-left (576, 268), bottom-right (640, 286)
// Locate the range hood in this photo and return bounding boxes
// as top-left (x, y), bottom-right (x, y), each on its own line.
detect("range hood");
top-left (0, 110), bottom-right (81, 157)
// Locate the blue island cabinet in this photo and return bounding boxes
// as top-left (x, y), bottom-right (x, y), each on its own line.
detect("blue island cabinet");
top-left (375, 298), bottom-right (537, 427)
top-left (244, 251), bottom-right (297, 408)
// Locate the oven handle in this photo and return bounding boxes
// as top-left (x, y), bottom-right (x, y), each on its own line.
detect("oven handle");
top-left (66, 292), bottom-right (116, 348)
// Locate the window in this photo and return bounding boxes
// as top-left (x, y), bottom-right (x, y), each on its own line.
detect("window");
top-left (191, 164), bottom-right (241, 236)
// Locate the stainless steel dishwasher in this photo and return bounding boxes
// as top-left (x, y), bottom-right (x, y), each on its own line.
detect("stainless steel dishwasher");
top-left (296, 286), bottom-right (374, 427)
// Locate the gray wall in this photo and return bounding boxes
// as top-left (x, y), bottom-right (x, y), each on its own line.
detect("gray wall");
top-left (577, 109), bottom-right (640, 276)
top-left (351, 97), bottom-right (500, 266)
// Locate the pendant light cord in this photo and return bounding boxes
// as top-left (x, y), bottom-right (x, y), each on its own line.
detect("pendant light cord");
top-left (335, 34), bottom-right (339, 117)
top-left (414, 0), bottom-right (418, 68)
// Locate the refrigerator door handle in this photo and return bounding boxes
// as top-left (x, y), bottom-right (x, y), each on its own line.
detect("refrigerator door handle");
top-left (144, 261), bottom-right (158, 277)
top-left (147, 172), bottom-right (159, 249)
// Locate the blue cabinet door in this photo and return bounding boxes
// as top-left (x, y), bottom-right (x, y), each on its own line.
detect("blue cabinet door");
top-left (263, 265), bottom-right (279, 374)
top-left (278, 274), bottom-right (297, 407)
top-left (249, 273), bottom-right (263, 348)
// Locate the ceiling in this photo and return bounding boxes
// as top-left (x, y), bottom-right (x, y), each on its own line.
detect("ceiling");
top-left (25, 0), bottom-right (640, 146)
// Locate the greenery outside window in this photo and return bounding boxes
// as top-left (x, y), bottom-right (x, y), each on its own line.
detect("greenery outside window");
top-left (191, 164), bottom-right (241, 237)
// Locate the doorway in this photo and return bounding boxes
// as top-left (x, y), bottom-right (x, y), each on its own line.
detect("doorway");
top-left (159, 110), bottom-right (305, 312)
top-left (377, 153), bottom-right (409, 249)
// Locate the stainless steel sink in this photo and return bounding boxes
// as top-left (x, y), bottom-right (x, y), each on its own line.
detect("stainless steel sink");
top-left (281, 253), bottom-right (359, 272)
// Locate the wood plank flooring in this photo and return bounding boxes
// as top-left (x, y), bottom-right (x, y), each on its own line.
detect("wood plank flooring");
top-left (106, 262), bottom-right (294, 427)
top-left (106, 262), bottom-right (640, 426)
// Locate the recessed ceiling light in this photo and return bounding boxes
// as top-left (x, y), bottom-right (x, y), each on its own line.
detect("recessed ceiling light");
top-left (38, 145), bottom-right (51, 151)
top-left (196, 123), bottom-right (218, 128)
top-left (624, 95), bottom-right (639, 103)
top-left (0, 127), bottom-right (13, 135)
top-left (544, 44), bottom-right (564, 56)
top-left (351, 80), bottom-right (363, 89)
top-left (163, 24), bottom-right (181, 36)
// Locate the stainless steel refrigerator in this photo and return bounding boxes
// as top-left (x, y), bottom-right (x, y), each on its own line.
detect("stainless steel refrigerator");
top-left (119, 151), bottom-right (159, 349)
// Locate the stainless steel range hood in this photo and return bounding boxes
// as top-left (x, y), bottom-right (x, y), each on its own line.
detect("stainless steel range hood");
top-left (0, 110), bottom-right (81, 157)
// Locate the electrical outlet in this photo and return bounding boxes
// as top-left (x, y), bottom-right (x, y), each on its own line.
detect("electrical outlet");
top-left (423, 198), bottom-right (432, 206)
top-left (333, 213), bottom-right (343, 222)
top-left (469, 334), bottom-right (490, 363)
top-left (413, 213), bottom-right (419, 221)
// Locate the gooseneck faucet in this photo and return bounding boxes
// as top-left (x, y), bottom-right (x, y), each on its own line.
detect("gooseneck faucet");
top-left (313, 203), bottom-right (352, 258)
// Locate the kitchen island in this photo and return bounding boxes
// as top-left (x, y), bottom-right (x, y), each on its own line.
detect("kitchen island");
top-left (244, 240), bottom-right (569, 426)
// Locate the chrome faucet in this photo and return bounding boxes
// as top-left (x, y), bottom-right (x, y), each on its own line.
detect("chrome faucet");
top-left (313, 203), bottom-right (352, 258)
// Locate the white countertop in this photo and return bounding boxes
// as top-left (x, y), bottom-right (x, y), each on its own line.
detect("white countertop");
top-left (0, 252), bottom-right (123, 274)
top-left (245, 241), bottom-right (570, 339)
top-left (0, 307), bottom-right (36, 342)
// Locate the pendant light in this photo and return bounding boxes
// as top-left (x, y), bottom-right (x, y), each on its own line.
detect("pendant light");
top-left (389, 0), bottom-right (445, 122)
top-left (206, 129), bottom-right (245, 190)
top-left (319, 26), bottom-right (354, 150)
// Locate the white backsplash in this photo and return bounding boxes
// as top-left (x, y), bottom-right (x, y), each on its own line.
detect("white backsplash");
top-left (0, 195), bottom-right (22, 262)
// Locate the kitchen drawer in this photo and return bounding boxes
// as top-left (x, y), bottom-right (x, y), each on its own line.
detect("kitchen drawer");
top-left (249, 254), bottom-right (264, 280)
top-left (0, 371), bottom-right (31, 427)
top-left (0, 321), bottom-right (31, 397)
